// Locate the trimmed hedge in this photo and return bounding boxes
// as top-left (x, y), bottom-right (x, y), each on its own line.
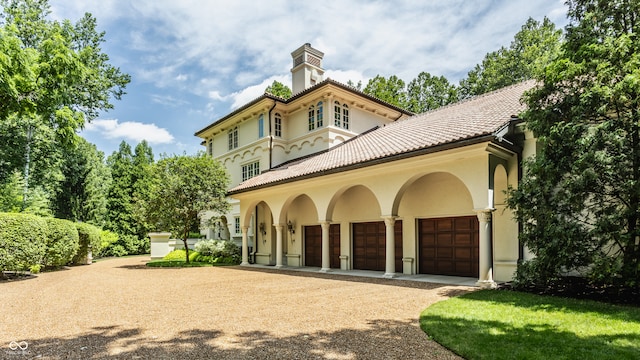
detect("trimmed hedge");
top-left (43, 218), bottom-right (79, 268)
top-left (73, 222), bottom-right (101, 264)
top-left (0, 212), bottom-right (48, 275)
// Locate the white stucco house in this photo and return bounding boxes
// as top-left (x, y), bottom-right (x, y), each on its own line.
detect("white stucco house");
top-left (195, 43), bottom-right (536, 288)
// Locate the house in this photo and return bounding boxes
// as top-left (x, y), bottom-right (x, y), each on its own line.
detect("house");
top-left (195, 43), bottom-right (535, 288)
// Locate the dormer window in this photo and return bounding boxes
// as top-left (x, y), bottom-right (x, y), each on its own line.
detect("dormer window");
top-left (228, 127), bottom-right (238, 150)
top-left (308, 101), bottom-right (323, 131)
top-left (274, 113), bottom-right (282, 137)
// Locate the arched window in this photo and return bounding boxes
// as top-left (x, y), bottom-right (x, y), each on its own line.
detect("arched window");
top-left (342, 104), bottom-right (349, 130)
top-left (258, 114), bottom-right (264, 138)
top-left (274, 113), bottom-right (282, 137)
top-left (228, 127), bottom-right (238, 150)
top-left (334, 101), bottom-right (341, 126)
top-left (308, 105), bottom-right (316, 131)
top-left (316, 101), bottom-right (323, 128)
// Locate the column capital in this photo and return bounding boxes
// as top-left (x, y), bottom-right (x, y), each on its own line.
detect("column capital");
top-left (241, 226), bottom-right (249, 234)
top-left (474, 208), bottom-right (495, 223)
top-left (381, 215), bottom-right (397, 227)
top-left (273, 224), bottom-right (284, 231)
top-left (319, 220), bottom-right (331, 229)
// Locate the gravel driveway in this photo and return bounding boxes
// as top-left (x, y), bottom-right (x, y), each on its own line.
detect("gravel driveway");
top-left (1, 256), bottom-right (474, 359)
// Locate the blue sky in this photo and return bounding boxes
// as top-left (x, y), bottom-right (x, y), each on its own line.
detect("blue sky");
top-left (48, 0), bottom-right (569, 158)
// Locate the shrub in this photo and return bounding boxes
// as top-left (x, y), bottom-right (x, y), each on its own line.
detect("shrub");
top-left (43, 218), bottom-right (79, 268)
top-left (194, 239), bottom-right (241, 264)
top-left (0, 212), bottom-right (48, 276)
top-left (98, 230), bottom-right (119, 257)
top-left (163, 249), bottom-right (200, 262)
top-left (73, 223), bottom-right (101, 264)
top-left (101, 233), bottom-right (149, 257)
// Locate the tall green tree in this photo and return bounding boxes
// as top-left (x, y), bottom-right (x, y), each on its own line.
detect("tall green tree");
top-left (363, 75), bottom-right (408, 109)
top-left (459, 17), bottom-right (562, 98)
top-left (53, 136), bottom-right (110, 226)
top-left (106, 141), bottom-right (135, 236)
top-left (140, 153), bottom-right (229, 263)
top-left (406, 72), bottom-right (458, 113)
top-left (264, 80), bottom-right (292, 99)
top-left (131, 140), bottom-right (154, 239)
top-left (0, 0), bottom-right (130, 210)
top-left (507, 0), bottom-right (640, 287)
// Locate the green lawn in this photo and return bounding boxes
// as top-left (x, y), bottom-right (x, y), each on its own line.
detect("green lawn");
top-left (420, 290), bottom-right (640, 360)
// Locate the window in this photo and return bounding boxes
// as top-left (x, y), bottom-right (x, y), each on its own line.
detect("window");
top-left (274, 113), bottom-right (282, 137)
top-left (208, 139), bottom-right (213, 156)
top-left (316, 101), bottom-right (323, 127)
top-left (228, 127), bottom-right (238, 150)
top-left (308, 105), bottom-right (316, 131)
top-left (308, 101), bottom-right (324, 131)
top-left (242, 161), bottom-right (260, 181)
top-left (258, 114), bottom-right (264, 138)
top-left (234, 217), bottom-right (240, 235)
top-left (343, 104), bottom-right (349, 130)
top-left (333, 102), bottom-right (349, 129)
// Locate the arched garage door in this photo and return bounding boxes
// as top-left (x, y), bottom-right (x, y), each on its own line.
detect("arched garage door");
top-left (418, 216), bottom-right (478, 277)
top-left (352, 221), bottom-right (402, 272)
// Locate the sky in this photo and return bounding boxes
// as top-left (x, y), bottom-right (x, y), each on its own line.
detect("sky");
top-left (47, 0), bottom-right (569, 158)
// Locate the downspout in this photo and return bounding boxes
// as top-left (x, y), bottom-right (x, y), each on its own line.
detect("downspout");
top-left (268, 101), bottom-right (277, 169)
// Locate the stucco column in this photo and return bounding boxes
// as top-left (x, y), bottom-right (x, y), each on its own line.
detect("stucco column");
top-left (476, 209), bottom-right (497, 289)
top-left (320, 221), bottom-right (331, 272)
top-left (275, 224), bottom-right (284, 269)
top-left (383, 216), bottom-right (396, 279)
top-left (241, 226), bottom-right (250, 266)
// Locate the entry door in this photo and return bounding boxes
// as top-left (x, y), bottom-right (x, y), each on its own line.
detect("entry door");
top-left (304, 224), bottom-right (341, 268)
top-left (352, 221), bottom-right (402, 272)
top-left (418, 216), bottom-right (479, 277)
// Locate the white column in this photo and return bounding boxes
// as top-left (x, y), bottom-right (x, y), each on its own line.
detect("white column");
top-left (241, 226), bottom-right (249, 266)
top-left (275, 224), bottom-right (284, 269)
top-left (383, 216), bottom-right (396, 279)
top-left (476, 209), bottom-right (497, 289)
top-left (320, 221), bottom-right (331, 272)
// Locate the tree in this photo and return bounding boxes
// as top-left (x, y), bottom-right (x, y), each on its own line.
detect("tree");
top-left (406, 72), bottom-right (458, 113)
top-left (0, 0), bottom-right (130, 209)
top-left (140, 153), bottom-right (229, 263)
top-left (53, 136), bottom-right (110, 225)
top-left (265, 80), bottom-right (292, 99)
top-left (106, 141), bottom-right (135, 236)
top-left (362, 75), bottom-right (408, 109)
top-left (131, 140), bottom-right (154, 239)
top-left (459, 17), bottom-right (563, 98)
top-left (507, 0), bottom-right (640, 287)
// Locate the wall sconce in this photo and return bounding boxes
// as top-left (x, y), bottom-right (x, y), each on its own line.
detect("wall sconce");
top-left (259, 222), bottom-right (266, 235)
top-left (287, 220), bottom-right (295, 234)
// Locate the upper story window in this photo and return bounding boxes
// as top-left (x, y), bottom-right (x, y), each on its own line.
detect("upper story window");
top-left (234, 217), bottom-right (240, 235)
top-left (258, 114), bottom-right (264, 138)
top-left (333, 102), bottom-right (349, 130)
top-left (228, 127), bottom-right (238, 150)
top-left (274, 113), bottom-right (282, 137)
top-left (242, 161), bottom-right (260, 182)
top-left (308, 101), bottom-right (323, 131)
top-left (342, 104), bottom-right (349, 130)
top-left (208, 139), bottom-right (213, 156)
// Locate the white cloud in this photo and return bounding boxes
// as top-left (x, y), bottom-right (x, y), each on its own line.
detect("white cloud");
top-left (84, 119), bottom-right (174, 144)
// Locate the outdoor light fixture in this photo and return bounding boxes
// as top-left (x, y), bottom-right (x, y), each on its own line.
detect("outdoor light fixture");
top-left (259, 222), bottom-right (266, 235)
top-left (287, 220), bottom-right (295, 234)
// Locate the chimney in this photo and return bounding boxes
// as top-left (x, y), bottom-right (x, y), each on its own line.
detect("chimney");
top-left (290, 43), bottom-right (324, 94)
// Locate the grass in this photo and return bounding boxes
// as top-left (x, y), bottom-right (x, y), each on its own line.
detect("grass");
top-left (146, 260), bottom-right (213, 268)
top-left (420, 290), bottom-right (640, 360)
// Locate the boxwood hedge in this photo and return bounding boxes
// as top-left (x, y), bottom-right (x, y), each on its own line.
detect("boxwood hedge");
top-left (43, 217), bottom-right (79, 268)
top-left (73, 222), bottom-right (101, 264)
top-left (0, 212), bottom-right (48, 275)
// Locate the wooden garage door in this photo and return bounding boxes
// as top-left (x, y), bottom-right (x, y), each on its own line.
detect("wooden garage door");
top-left (352, 221), bottom-right (402, 272)
top-left (304, 224), bottom-right (340, 268)
top-left (418, 216), bottom-right (479, 277)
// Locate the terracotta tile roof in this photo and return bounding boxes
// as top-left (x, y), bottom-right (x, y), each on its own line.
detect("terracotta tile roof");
top-left (229, 81), bottom-right (535, 194)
